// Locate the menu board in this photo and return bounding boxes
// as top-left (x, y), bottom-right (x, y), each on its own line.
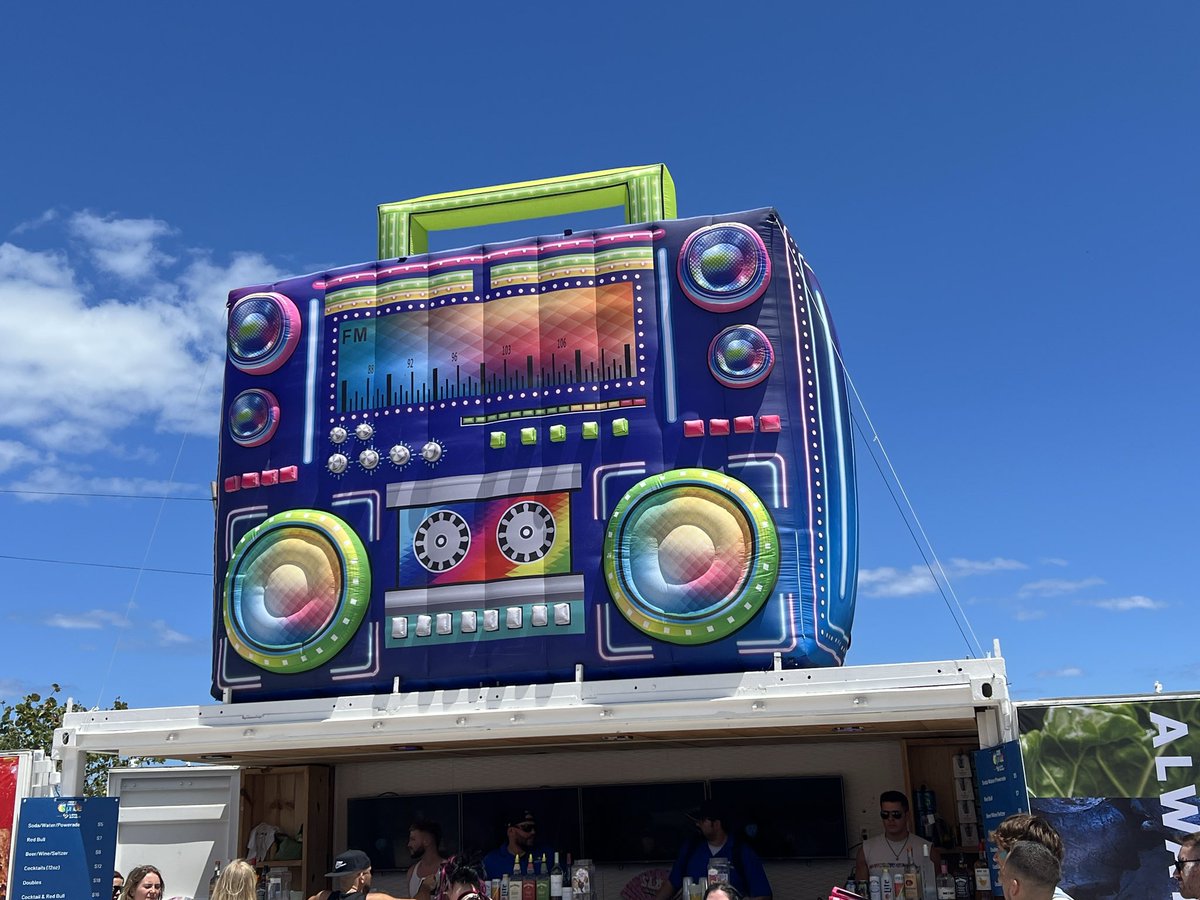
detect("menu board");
top-left (974, 740), bottom-right (1030, 895)
top-left (10, 798), bottom-right (118, 900)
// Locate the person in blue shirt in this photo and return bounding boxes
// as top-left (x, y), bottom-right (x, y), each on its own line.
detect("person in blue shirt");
top-left (653, 801), bottom-right (771, 900)
top-left (482, 809), bottom-right (541, 880)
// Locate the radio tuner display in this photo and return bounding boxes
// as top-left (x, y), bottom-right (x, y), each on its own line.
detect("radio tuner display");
top-left (333, 281), bottom-right (641, 413)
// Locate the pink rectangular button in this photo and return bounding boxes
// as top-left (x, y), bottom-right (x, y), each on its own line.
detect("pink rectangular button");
top-left (241, 472), bottom-right (260, 489)
top-left (683, 419), bottom-right (706, 438)
top-left (260, 469), bottom-right (279, 486)
top-left (223, 476), bottom-right (240, 493)
top-left (759, 414), bottom-right (782, 432)
top-left (279, 465), bottom-right (298, 483)
top-left (709, 419), bottom-right (731, 436)
top-left (734, 415), bottom-right (756, 434)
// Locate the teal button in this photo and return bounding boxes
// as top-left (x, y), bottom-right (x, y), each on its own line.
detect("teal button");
top-left (612, 417), bottom-right (629, 437)
top-left (549, 424), bottom-right (567, 443)
top-left (582, 421), bottom-right (599, 440)
top-left (490, 431), bottom-right (506, 449)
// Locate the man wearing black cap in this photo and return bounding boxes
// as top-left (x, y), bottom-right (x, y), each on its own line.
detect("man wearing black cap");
top-left (482, 810), bottom-right (544, 880)
top-left (653, 801), bottom-right (771, 900)
top-left (307, 849), bottom-right (397, 900)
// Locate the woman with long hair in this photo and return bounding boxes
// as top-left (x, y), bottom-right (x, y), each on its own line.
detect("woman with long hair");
top-left (212, 859), bottom-right (259, 900)
top-left (120, 864), bottom-right (164, 900)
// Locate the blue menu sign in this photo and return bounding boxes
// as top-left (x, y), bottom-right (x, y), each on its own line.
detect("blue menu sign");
top-left (974, 740), bottom-right (1030, 896)
top-left (11, 797), bottom-right (119, 900)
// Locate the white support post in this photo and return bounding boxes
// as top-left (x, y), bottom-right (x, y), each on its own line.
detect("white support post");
top-left (54, 728), bottom-right (88, 796)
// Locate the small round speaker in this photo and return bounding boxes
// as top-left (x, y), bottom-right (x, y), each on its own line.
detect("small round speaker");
top-left (228, 389), bottom-right (280, 447)
top-left (223, 509), bottom-right (371, 672)
top-left (227, 292), bottom-right (302, 375)
top-left (708, 324), bottom-right (775, 388)
top-left (603, 469), bottom-right (779, 644)
top-left (678, 223), bottom-right (771, 312)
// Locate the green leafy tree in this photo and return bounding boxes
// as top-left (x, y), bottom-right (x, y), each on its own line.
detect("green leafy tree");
top-left (0, 684), bottom-right (161, 797)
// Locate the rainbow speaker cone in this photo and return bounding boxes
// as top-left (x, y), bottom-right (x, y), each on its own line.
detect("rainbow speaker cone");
top-left (709, 324), bottom-right (775, 388)
top-left (603, 470), bottom-right (778, 644)
top-left (679, 223), bottom-right (771, 312)
top-left (228, 389), bottom-right (280, 447)
top-left (224, 510), bottom-right (371, 671)
top-left (227, 292), bottom-right (302, 375)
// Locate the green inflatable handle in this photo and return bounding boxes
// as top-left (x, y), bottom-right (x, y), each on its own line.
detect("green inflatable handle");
top-left (377, 163), bottom-right (676, 258)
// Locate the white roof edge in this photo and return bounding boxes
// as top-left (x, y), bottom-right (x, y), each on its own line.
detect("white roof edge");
top-left (59, 657), bottom-right (1008, 758)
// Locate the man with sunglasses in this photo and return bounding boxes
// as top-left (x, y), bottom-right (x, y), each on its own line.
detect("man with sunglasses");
top-left (1176, 831), bottom-right (1200, 898)
top-left (855, 791), bottom-right (939, 889)
top-left (483, 810), bottom-right (543, 880)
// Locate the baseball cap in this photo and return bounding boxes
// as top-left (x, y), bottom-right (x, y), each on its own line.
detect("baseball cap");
top-left (326, 849), bottom-right (372, 878)
top-left (688, 800), bottom-right (724, 822)
top-left (506, 809), bottom-right (536, 828)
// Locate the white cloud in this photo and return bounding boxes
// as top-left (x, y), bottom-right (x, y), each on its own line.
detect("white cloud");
top-left (1086, 595), bottom-right (1167, 612)
top-left (948, 557), bottom-right (1027, 575)
top-left (11, 209), bottom-right (59, 235)
top-left (45, 609), bottom-right (132, 630)
top-left (149, 619), bottom-right (194, 645)
top-left (1041, 558), bottom-right (1070, 567)
top-left (69, 211), bottom-right (175, 280)
top-left (1036, 667), bottom-right (1084, 678)
top-left (859, 557), bottom-right (1026, 598)
top-left (1019, 577), bottom-right (1105, 598)
top-left (0, 224), bottom-right (285, 468)
top-left (1014, 608), bottom-right (1047, 621)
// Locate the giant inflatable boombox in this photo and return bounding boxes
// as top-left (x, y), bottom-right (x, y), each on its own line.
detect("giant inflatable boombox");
top-left (212, 165), bottom-right (858, 700)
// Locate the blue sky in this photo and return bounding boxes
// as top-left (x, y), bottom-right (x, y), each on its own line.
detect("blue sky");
top-left (1, 4), bottom-right (1196, 711)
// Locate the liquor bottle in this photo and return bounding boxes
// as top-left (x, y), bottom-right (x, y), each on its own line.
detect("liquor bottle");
top-left (936, 863), bottom-right (955, 900)
top-left (536, 854), bottom-right (550, 900)
top-left (510, 854), bottom-right (522, 900)
top-left (903, 849), bottom-right (920, 899)
top-left (869, 870), bottom-right (882, 900)
top-left (523, 855), bottom-right (537, 900)
top-left (952, 858), bottom-right (971, 900)
top-left (550, 852), bottom-right (563, 900)
top-left (973, 844), bottom-right (991, 899)
top-left (502, 874), bottom-right (511, 900)
top-left (209, 861), bottom-right (222, 898)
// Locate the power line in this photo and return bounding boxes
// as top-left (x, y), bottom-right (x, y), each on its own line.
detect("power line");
top-left (0, 553), bottom-right (210, 578)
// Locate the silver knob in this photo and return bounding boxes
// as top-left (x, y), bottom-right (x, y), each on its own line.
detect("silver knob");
top-left (327, 453), bottom-right (349, 474)
top-left (420, 441), bottom-right (443, 463)
top-left (329, 426), bottom-right (348, 444)
top-left (354, 422), bottom-right (375, 441)
top-left (389, 444), bottom-right (411, 466)
top-left (359, 449), bottom-right (380, 470)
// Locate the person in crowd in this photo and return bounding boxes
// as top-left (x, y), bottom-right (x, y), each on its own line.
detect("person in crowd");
top-left (652, 801), bottom-right (771, 900)
top-left (482, 809), bottom-right (541, 879)
top-left (308, 849), bottom-right (397, 900)
top-left (703, 884), bottom-right (742, 900)
top-left (443, 859), bottom-right (488, 900)
top-left (211, 859), bottom-right (258, 900)
top-left (990, 813), bottom-right (1074, 899)
top-left (855, 790), bottom-right (939, 889)
top-left (120, 864), bottom-right (164, 900)
top-left (406, 820), bottom-right (447, 900)
top-left (1175, 831), bottom-right (1200, 899)
top-left (998, 841), bottom-right (1060, 900)
top-left (113, 870), bottom-right (124, 899)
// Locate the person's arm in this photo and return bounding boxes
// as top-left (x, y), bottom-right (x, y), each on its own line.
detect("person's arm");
top-left (740, 843), bottom-right (772, 900)
top-left (855, 845), bottom-right (868, 882)
top-left (654, 844), bottom-right (688, 900)
top-left (929, 845), bottom-right (942, 869)
top-left (307, 891), bottom-right (331, 900)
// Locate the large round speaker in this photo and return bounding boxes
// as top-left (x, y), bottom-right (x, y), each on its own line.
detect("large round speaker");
top-left (224, 509), bottom-right (371, 672)
top-left (603, 470), bottom-right (779, 644)
top-left (227, 292), bottom-right (302, 375)
top-left (228, 389), bottom-right (280, 447)
top-left (678, 223), bottom-right (771, 312)
top-left (708, 324), bottom-right (775, 388)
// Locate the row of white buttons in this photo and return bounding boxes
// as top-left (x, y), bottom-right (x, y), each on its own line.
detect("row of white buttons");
top-left (391, 603), bottom-right (573, 639)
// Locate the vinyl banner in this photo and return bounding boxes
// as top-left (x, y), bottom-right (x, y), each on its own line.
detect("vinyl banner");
top-left (1018, 697), bottom-right (1200, 899)
top-left (1, 755), bottom-right (20, 900)
top-left (11, 797), bottom-right (118, 900)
